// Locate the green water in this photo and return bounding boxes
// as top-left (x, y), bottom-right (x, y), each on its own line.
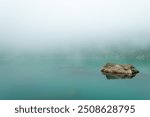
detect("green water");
top-left (0, 55), bottom-right (150, 100)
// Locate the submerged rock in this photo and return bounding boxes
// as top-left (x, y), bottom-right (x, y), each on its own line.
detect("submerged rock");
top-left (102, 72), bottom-right (136, 80)
top-left (101, 63), bottom-right (139, 76)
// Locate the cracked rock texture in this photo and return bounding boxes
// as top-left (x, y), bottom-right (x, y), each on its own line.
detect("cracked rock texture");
top-left (101, 63), bottom-right (139, 75)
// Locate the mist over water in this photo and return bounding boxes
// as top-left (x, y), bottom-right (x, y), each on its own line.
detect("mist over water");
top-left (0, 0), bottom-right (150, 99)
top-left (0, 0), bottom-right (150, 55)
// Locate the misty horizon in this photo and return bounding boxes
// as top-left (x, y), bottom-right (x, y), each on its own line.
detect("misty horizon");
top-left (0, 0), bottom-right (150, 54)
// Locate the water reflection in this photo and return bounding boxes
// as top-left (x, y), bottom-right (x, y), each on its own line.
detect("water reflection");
top-left (102, 72), bottom-right (137, 80)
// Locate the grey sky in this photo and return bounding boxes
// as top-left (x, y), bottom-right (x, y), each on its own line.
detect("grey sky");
top-left (0, 0), bottom-right (150, 52)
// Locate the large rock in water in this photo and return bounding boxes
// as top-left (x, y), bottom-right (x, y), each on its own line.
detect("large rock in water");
top-left (101, 63), bottom-right (139, 76)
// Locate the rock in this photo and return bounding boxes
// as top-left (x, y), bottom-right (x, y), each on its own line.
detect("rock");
top-left (101, 63), bottom-right (139, 75)
top-left (102, 72), bottom-right (136, 80)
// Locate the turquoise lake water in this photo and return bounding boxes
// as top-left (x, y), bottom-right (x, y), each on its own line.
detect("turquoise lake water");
top-left (0, 54), bottom-right (150, 100)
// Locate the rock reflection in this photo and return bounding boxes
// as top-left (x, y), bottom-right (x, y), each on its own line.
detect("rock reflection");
top-left (102, 72), bottom-right (137, 80)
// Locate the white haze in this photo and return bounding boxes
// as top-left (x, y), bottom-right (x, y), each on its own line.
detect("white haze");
top-left (0, 0), bottom-right (150, 54)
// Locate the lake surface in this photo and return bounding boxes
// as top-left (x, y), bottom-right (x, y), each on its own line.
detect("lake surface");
top-left (0, 55), bottom-right (150, 100)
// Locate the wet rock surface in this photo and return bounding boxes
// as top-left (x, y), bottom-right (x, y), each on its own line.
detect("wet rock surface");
top-left (101, 63), bottom-right (139, 79)
top-left (102, 72), bottom-right (136, 79)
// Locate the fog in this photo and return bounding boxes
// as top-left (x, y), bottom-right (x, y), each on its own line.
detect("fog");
top-left (0, 0), bottom-right (150, 54)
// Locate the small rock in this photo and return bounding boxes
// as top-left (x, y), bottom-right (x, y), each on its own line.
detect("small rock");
top-left (101, 63), bottom-right (139, 75)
